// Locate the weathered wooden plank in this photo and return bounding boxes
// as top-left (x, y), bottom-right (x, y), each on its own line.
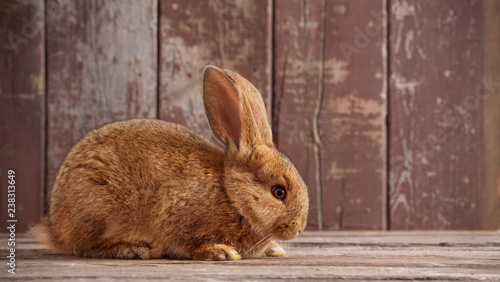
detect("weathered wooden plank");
top-left (274, 0), bottom-right (387, 230)
top-left (0, 0), bottom-right (45, 232)
top-left (293, 230), bottom-right (500, 247)
top-left (159, 0), bottom-right (272, 140)
top-left (388, 0), bottom-right (497, 229)
top-left (3, 232), bottom-right (500, 280)
top-left (483, 0), bottom-right (500, 230)
top-left (46, 1), bottom-right (158, 196)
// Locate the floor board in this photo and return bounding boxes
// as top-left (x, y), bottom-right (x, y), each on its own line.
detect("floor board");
top-left (2, 231), bottom-right (499, 280)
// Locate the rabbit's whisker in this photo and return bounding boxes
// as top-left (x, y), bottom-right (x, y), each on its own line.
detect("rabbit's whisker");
top-left (245, 234), bottom-right (272, 256)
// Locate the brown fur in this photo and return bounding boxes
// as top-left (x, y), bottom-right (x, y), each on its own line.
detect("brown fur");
top-left (33, 66), bottom-right (309, 260)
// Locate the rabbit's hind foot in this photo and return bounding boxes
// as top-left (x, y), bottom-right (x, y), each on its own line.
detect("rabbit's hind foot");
top-left (77, 242), bottom-right (154, 259)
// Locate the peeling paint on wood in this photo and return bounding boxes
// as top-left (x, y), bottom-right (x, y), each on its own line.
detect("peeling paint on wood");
top-left (483, 0), bottom-right (500, 230)
top-left (159, 0), bottom-right (272, 141)
top-left (0, 0), bottom-right (45, 232)
top-left (46, 0), bottom-right (158, 196)
top-left (274, 0), bottom-right (387, 230)
top-left (388, 0), bottom-right (498, 229)
top-left (2, 0), bottom-right (498, 232)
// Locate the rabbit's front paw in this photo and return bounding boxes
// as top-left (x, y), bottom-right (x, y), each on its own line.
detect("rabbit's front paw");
top-left (191, 244), bottom-right (241, 261)
top-left (264, 241), bottom-right (286, 257)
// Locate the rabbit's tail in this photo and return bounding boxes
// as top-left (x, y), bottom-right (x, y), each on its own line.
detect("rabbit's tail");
top-left (30, 217), bottom-right (69, 254)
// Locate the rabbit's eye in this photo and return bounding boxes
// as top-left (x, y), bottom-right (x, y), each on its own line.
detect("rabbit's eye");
top-left (271, 185), bottom-right (287, 201)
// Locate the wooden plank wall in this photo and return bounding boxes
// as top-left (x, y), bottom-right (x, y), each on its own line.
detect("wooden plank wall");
top-left (388, 0), bottom-right (500, 230)
top-left (46, 0), bottom-right (158, 200)
top-left (159, 0), bottom-right (272, 141)
top-left (483, 0), bottom-right (500, 230)
top-left (1, 0), bottom-right (499, 232)
top-left (273, 0), bottom-right (387, 230)
top-left (0, 0), bottom-right (45, 232)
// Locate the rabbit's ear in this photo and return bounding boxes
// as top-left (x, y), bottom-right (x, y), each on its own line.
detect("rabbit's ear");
top-left (223, 69), bottom-right (273, 148)
top-left (203, 65), bottom-right (273, 150)
top-left (203, 65), bottom-right (242, 147)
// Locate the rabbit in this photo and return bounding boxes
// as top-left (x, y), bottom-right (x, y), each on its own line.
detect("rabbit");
top-left (32, 65), bottom-right (309, 260)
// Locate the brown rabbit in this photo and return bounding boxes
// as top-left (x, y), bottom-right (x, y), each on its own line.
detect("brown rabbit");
top-left (33, 66), bottom-right (309, 260)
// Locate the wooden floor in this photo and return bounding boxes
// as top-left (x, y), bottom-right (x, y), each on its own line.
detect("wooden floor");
top-left (2, 231), bottom-right (499, 281)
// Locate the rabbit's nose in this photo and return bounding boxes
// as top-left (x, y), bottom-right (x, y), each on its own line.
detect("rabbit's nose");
top-left (296, 221), bottom-right (306, 234)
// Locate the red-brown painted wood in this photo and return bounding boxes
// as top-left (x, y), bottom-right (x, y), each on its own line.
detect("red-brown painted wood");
top-left (2, 0), bottom-right (498, 234)
top-left (0, 0), bottom-right (45, 231)
top-left (159, 0), bottom-right (272, 140)
top-left (483, 0), bottom-right (500, 230)
top-left (274, 0), bottom-right (387, 230)
top-left (46, 1), bottom-right (158, 198)
top-left (388, 0), bottom-right (499, 229)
